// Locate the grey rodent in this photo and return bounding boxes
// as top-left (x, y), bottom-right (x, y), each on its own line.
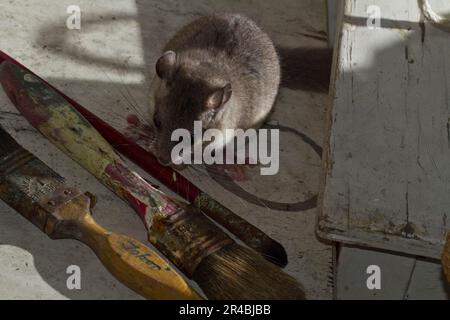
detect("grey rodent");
top-left (149, 13), bottom-right (280, 165)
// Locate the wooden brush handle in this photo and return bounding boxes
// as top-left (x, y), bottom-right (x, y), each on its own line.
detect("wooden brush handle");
top-left (82, 219), bottom-right (202, 300)
top-left (41, 189), bottom-right (202, 300)
top-left (0, 61), bottom-right (168, 226)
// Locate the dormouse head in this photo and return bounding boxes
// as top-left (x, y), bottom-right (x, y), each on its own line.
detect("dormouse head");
top-left (150, 50), bottom-right (232, 166)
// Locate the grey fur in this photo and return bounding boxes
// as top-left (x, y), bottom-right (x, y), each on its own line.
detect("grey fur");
top-left (149, 13), bottom-right (280, 165)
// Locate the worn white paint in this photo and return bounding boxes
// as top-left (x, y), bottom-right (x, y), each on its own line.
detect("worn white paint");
top-left (319, 0), bottom-right (450, 259)
top-left (336, 245), bottom-right (449, 299)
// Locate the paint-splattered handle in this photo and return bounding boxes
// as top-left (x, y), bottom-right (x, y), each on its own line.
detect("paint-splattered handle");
top-left (102, 161), bottom-right (180, 227)
top-left (0, 122), bottom-right (202, 300)
top-left (0, 59), bottom-right (235, 279)
top-left (76, 213), bottom-right (203, 300)
top-left (0, 61), bottom-right (175, 228)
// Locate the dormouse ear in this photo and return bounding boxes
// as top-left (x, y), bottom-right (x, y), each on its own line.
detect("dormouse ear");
top-left (156, 51), bottom-right (176, 80)
top-left (205, 83), bottom-right (232, 110)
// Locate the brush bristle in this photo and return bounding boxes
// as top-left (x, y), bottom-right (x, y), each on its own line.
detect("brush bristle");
top-left (193, 243), bottom-right (306, 300)
top-left (0, 126), bottom-right (22, 159)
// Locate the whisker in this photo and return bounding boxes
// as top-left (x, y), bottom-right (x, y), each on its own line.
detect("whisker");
top-left (96, 66), bottom-right (148, 125)
top-left (83, 116), bottom-right (126, 131)
top-left (117, 69), bottom-right (151, 126)
top-left (94, 108), bottom-right (129, 123)
top-left (119, 69), bottom-right (151, 125)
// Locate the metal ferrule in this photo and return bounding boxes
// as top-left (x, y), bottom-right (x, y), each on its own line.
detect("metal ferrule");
top-left (149, 204), bottom-right (234, 278)
top-left (0, 145), bottom-right (74, 234)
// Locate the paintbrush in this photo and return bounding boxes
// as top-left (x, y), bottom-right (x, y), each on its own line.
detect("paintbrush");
top-left (0, 125), bottom-right (202, 300)
top-left (64, 107), bottom-right (288, 268)
top-left (0, 50), bottom-right (287, 268)
top-left (0, 60), bottom-right (305, 299)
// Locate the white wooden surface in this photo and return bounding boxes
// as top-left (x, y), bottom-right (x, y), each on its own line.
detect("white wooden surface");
top-left (319, 0), bottom-right (450, 259)
top-left (336, 245), bottom-right (450, 299)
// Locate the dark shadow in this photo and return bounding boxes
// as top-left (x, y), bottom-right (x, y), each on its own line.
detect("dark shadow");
top-left (36, 14), bottom-right (142, 73)
top-left (277, 46), bottom-right (333, 92)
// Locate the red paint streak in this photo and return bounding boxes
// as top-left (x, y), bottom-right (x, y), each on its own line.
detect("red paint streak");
top-left (0, 65), bottom-right (49, 128)
top-left (123, 114), bottom-right (156, 153)
top-left (126, 114), bottom-right (140, 126)
top-left (105, 163), bottom-right (150, 209)
top-left (105, 162), bottom-right (180, 225)
top-left (124, 193), bottom-right (149, 227)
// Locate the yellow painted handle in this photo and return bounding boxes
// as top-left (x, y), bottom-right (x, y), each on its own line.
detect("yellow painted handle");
top-left (78, 214), bottom-right (203, 300)
top-left (43, 192), bottom-right (203, 300)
